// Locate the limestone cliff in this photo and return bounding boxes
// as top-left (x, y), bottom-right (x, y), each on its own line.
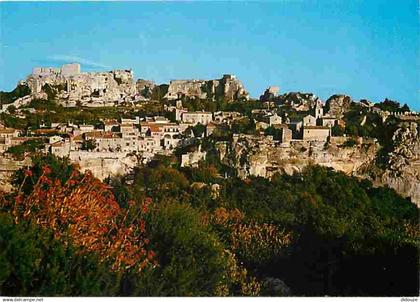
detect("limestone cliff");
top-left (325, 94), bottom-right (352, 117)
top-left (374, 122), bottom-right (420, 206)
top-left (136, 79), bottom-right (156, 99)
top-left (164, 74), bottom-right (249, 101)
top-left (220, 130), bottom-right (420, 206)
top-left (24, 64), bottom-right (137, 105)
top-left (69, 152), bottom-right (140, 180)
top-left (275, 92), bottom-right (321, 111)
top-left (222, 135), bottom-right (378, 180)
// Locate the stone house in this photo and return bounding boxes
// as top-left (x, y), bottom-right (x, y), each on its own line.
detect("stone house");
top-left (321, 116), bottom-right (338, 127)
top-left (50, 141), bottom-right (71, 157)
top-left (213, 111), bottom-right (242, 124)
top-left (48, 135), bottom-right (63, 144)
top-left (138, 137), bottom-right (161, 153)
top-left (76, 125), bottom-right (95, 135)
top-left (121, 117), bottom-right (140, 125)
top-left (163, 134), bottom-right (181, 150)
top-left (255, 121), bottom-right (270, 131)
top-left (0, 128), bottom-right (20, 144)
top-left (302, 126), bottom-right (331, 141)
top-left (103, 119), bottom-right (120, 132)
top-left (269, 113), bottom-right (282, 126)
top-left (303, 115), bottom-right (317, 126)
top-left (84, 131), bottom-right (123, 152)
top-left (0, 128), bottom-right (21, 152)
top-left (181, 111), bottom-right (213, 125)
top-left (175, 108), bottom-right (189, 121)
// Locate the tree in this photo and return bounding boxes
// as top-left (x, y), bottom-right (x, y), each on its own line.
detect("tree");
top-left (81, 139), bottom-right (97, 151)
top-left (0, 213), bottom-right (120, 296)
top-left (0, 84), bottom-right (31, 105)
top-left (264, 126), bottom-right (282, 140)
top-left (151, 84), bottom-right (169, 101)
top-left (231, 117), bottom-right (255, 134)
top-left (7, 164), bottom-right (155, 273)
top-left (7, 105), bottom-right (16, 114)
top-left (12, 154), bottom-right (76, 196)
top-left (374, 99), bottom-right (401, 112)
top-left (191, 123), bottom-right (206, 137)
top-left (133, 201), bottom-right (261, 296)
top-left (6, 139), bottom-right (45, 160)
top-left (331, 124), bottom-right (345, 136)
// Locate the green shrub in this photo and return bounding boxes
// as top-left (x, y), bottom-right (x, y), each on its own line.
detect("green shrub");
top-left (134, 201), bottom-right (230, 296)
top-left (0, 213), bottom-right (120, 296)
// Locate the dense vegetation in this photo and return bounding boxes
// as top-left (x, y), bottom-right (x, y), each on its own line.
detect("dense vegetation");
top-left (0, 213), bottom-right (121, 296)
top-left (0, 84), bottom-right (31, 105)
top-left (6, 139), bottom-right (45, 160)
top-left (0, 92), bottom-right (418, 296)
top-left (112, 154), bottom-right (419, 296)
top-left (1, 144), bottom-right (418, 297)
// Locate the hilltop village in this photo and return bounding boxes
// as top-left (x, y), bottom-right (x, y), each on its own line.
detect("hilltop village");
top-left (0, 63), bottom-right (419, 205)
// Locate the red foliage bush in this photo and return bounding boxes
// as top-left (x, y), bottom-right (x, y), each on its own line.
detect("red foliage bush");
top-left (9, 167), bottom-right (156, 272)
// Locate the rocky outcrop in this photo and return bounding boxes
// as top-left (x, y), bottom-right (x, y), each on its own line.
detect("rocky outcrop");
top-left (325, 94), bottom-right (352, 117)
top-left (376, 122), bottom-right (420, 206)
top-left (221, 122), bottom-right (420, 206)
top-left (165, 74), bottom-right (249, 101)
top-left (0, 156), bottom-right (32, 192)
top-left (224, 135), bottom-right (378, 180)
top-left (24, 64), bottom-right (137, 106)
top-left (275, 92), bottom-right (321, 111)
top-left (260, 86), bottom-right (280, 102)
top-left (136, 79), bottom-right (156, 99)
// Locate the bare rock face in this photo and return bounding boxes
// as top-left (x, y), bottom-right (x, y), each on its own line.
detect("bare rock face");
top-left (226, 134), bottom-right (378, 183)
top-left (260, 86), bottom-right (280, 102)
top-left (378, 122), bottom-right (420, 206)
top-left (65, 70), bottom-right (136, 101)
top-left (166, 80), bottom-right (207, 100)
top-left (0, 157), bottom-right (32, 192)
top-left (136, 79), bottom-right (156, 99)
top-left (68, 152), bottom-right (139, 180)
top-left (227, 122), bottom-right (420, 206)
top-left (325, 94), bottom-right (352, 117)
top-left (26, 64), bottom-right (137, 105)
top-left (164, 74), bottom-right (249, 101)
top-left (275, 92), bottom-right (321, 111)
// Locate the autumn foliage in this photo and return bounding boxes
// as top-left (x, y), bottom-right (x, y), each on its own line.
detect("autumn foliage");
top-left (6, 166), bottom-right (155, 272)
top-left (210, 207), bottom-right (293, 266)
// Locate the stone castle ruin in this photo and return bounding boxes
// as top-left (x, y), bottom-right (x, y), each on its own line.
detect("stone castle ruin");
top-left (23, 64), bottom-right (249, 106)
top-left (165, 74), bottom-right (249, 101)
top-left (27, 63), bottom-right (137, 106)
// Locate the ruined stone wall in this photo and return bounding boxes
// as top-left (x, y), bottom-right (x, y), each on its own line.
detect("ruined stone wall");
top-left (166, 80), bottom-right (207, 100)
top-left (24, 66), bottom-right (136, 105)
top-left (60, 63), bottom-right (81, 77)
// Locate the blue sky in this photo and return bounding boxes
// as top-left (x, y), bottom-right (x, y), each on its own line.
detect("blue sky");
top-left (0, 1), bottom-right (418, 109)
